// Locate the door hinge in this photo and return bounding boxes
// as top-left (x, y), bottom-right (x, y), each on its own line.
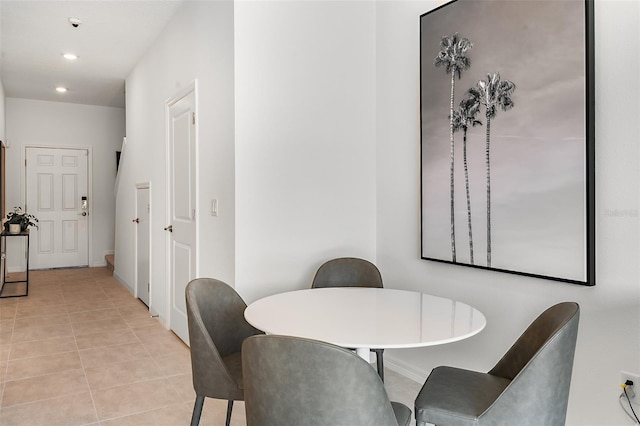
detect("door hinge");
top-left (192, 209), bottom-right (196, 220)
top-left (147, 282), bottom-right (150, 292)
top-left (192, 112), bottom-right (196, 125)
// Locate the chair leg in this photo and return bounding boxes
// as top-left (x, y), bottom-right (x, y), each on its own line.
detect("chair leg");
top-left (191, 395), bottom-right (205, 426)
top-left (225, 400), bottom-right (234, 426)
top-left (374, 348), bottom-right (384, 382)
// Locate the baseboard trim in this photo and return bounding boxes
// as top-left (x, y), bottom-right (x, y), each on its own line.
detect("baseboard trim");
top-left (112, 271), bottom-right (134, 294)
top-left (384, 354), bottom-right (430, 384)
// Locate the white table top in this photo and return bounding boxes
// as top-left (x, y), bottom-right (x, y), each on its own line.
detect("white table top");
top-left (244, 288), bottom-right (486, 350)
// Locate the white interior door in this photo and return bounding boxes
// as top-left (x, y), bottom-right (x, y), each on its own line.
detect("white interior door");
top-left (26, 147), bottom-right (89, 269)
top-left (167, 87), bottom-right (197, 344)
top-left (136, 186), bottom-right (150, 307)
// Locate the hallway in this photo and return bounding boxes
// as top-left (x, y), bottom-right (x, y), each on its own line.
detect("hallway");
top-left (0, 267), bottom-right (240, 425)
top-left (0, 267), bottom-right (420, 425)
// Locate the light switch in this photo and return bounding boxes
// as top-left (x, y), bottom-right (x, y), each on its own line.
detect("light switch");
top-left (211, 199), bottom-right (218, 216)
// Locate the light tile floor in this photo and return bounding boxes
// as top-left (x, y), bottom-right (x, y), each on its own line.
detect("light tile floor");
top-left (0, 267), bottom-right (421, 425)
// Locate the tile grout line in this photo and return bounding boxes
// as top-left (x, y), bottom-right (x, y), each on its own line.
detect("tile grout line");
top-left (73, 275), bottom-right (104, 425)
top-left (87, 279), bottom-right (162, 423)
top-left (2, 284), bottom-right (84, 412)
top-left (0, 389), bottom-right (89, 410)
top-left (2, 269), bottom-right (197, 424)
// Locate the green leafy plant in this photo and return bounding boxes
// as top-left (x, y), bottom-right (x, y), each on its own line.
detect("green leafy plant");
top-left (4, 207), bottom-right (39, 232)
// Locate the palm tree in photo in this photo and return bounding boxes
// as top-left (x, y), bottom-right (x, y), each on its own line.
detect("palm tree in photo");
top-left (434, 32), bottom-right (473, 263)
top-left (466, 73), bottom-right (516, 268)
top-left (451, 98), bottom-right (482, 264)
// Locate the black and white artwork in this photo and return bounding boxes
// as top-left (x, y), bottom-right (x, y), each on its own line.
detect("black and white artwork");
top-left (420, 0), bottom-right (595, 285)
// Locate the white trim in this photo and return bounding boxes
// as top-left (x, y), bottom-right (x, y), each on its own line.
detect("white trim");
top-left (134, 181), bottom-right (151, 305)
top-left (112, 273), bottom-right (163, 324)
top-left (164, 80), bottom-right (198, 337)
top-left (113, 270), bottom-right (134, 293)
top-left (384, 354), bottom-right (430, 384)
top-left (165, 81), bottom-right (197, 108)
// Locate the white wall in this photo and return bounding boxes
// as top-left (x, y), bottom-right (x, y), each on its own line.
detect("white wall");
top-left (119, 0), bottom-right (639, 423)
top-left (0, 81), bottom-right (5, 142)
top-left (5, 98), bottom-right (124, 268)
top-left (120, 0), bottom-right (377, 318)
top-left (118, 0), bottom-right (235, 316)
top-left (0, 2), bottom-right (3, 145)
top-left (375, 1), bottom-right (640, 424)
top-left (234, 0), bottom-right (377, 302)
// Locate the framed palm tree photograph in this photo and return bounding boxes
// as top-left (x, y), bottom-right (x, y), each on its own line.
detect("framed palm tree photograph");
top-left (419, 0), bottom-right (595, 286)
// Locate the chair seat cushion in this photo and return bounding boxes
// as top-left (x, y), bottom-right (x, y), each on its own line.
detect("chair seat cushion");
top-left (391, 402), bottom-right (412, 426)
top-left (415, 366), bottom-right (510, 426)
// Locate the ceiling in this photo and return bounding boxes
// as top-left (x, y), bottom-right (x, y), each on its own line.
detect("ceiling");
top-left (0, 0), bottom-right (184, 108)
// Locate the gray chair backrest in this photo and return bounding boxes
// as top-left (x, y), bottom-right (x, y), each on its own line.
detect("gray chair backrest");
top-left (483, 302), bottom-right (580, 425)
top-left (312, 257), bottom-right (383, 289)
top-left (242, 334), bottom-right (400, 426)
top-left (186, 278), bottom-right (261, 400)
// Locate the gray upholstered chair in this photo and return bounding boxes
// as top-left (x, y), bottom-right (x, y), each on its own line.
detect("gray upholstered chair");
top-left (312, 257), bottom-right (383, 289)
top-left (242, 334), bottom-right (411, 426)
top-left (312, 257), bottom-right (386, 380)
top-left (414, 302), bottom-right (580, 426)
top-left (186, 278), bottom-right (263, 426)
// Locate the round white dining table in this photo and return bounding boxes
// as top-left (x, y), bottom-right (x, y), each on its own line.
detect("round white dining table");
top-left (244, 287), bottom-right (486, 361)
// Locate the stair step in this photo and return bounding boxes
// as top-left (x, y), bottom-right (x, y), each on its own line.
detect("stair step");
top-left (105, 254), bottom-right (115, 271)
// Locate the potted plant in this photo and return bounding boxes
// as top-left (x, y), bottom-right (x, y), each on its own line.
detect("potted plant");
top-left (4, 207), bottom-right (39, 234)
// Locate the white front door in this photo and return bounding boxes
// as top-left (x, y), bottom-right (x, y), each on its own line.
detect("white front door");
top-left (136, 186), bottom-right (150, 307)
top-left (26, 147), bottom-right (89, 269)
top-left (167, 86), bottom-right (197, 344)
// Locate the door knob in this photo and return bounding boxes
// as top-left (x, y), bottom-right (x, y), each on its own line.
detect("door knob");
top-left (164, 225), bottom-right (173, 232)
top-left (132, 218), bottom-right (140, 223)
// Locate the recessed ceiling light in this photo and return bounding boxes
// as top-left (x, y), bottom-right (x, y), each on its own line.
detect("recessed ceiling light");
top-left (62, 53), bottom-right (78, 60)
top-left (55, 87), bottom-right (68, 93)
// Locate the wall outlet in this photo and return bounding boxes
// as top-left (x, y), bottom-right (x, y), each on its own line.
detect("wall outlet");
top-left (621, 371), bottom-right (640, 402)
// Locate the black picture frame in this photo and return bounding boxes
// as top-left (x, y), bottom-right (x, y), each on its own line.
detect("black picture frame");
top-left (419, 0), bottom-right (595, 286)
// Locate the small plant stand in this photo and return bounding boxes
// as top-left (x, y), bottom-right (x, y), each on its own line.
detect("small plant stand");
top-left (0, 230), bottom-right (29, 298)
